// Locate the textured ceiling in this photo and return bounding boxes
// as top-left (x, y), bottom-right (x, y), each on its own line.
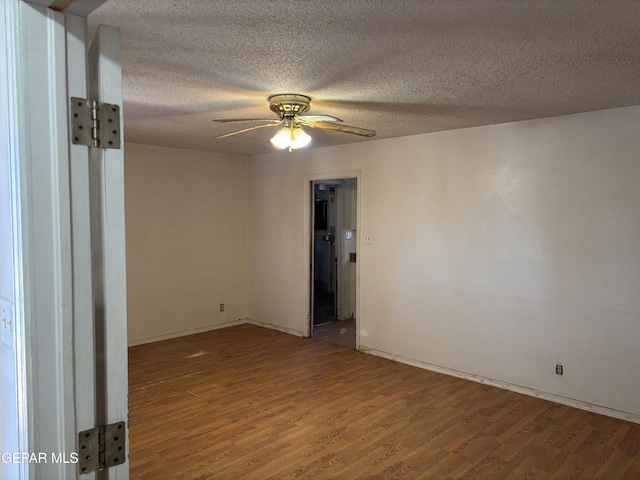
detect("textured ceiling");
top-left (88, 1), bottom-right (640, 156)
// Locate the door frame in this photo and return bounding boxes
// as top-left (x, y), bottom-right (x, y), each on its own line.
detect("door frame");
top-left (9, 5), bottom-right (78, 479)
top-left (1, 2), bottom-right (28, 479)
top-left (6, 3), bottom-right (126, 478)
top-left (303, 171), bottom-right (361, 349)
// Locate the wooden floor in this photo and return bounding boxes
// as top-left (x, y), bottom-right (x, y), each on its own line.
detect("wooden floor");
top-left (128, 324), bottom-right (640, 479)
top-left (311, 318), bottom-right (356, 348)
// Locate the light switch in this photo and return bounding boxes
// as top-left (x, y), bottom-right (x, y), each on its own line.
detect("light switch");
top-left (363, 234), bottom-right (373, 244)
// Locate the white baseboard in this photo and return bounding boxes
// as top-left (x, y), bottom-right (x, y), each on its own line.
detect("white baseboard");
top-left (247, 318), bottom-right (304, 337)
top-left (128, 319), bottom-right (247, 346)
top-left (359, 345), bottom-right (640, 425)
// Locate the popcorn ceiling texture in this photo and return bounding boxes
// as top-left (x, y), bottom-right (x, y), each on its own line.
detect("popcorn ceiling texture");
top-left (88, 0), bottom-right (640, 156)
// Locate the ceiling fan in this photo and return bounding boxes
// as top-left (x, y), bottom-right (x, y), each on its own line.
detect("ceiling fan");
top-left (212, 94), bottom-right (376, 151)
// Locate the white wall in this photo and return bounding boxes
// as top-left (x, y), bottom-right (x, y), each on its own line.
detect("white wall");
top-left (247, 106), bottom-right (640, 419)
top-left (125, 143), bottom-right (249, 344)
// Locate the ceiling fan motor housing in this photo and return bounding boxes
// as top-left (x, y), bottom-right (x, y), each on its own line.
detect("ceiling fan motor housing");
top-left (269, 94), bottom-right (311, 118)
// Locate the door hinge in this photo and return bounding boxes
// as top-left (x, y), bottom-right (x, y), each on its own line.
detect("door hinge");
top-left (78, 421), bottom-right (126, 474)
top-left (71, 97), bottom-right (121, 149)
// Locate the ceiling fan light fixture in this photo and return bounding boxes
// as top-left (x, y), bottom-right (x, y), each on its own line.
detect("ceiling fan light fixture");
top-left (215, 93), bottom-right (375, 148)
top-left (270, 127), bottom-right (293, 149)
top-left (291, 126), bottom-right (311, 149)
top-left (270, 125), bottom-right (311, 151)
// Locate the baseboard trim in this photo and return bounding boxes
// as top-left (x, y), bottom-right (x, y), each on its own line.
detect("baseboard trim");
top-left (359, 346), bottom-right (640, 425)
top-left (128, 319), bottom-right (247, 346)
top-left (247, 318), bottom-right (304, 337)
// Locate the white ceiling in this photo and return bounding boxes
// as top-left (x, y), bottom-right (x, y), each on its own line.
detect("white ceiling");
top-left (88, 1), bottom-right (640, 156)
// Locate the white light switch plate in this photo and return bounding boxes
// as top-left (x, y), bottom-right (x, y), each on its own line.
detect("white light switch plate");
top-left (363, 234), bottom-right (373, 244)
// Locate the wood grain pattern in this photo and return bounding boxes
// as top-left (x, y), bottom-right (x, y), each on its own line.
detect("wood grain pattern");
top-left (128, 324), bottom-right (640, 479)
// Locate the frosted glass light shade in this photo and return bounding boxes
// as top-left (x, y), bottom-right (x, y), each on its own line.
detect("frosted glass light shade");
top-left (270, 126), bottom-right (312, 151)
top-left (291, 127), bottom-right (311, 149)
top-left (270, 128), bottom-right (292, 149)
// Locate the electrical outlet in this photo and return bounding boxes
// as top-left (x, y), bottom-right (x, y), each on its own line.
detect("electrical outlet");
top-left (555, 364), bottom-right (563, 375)
top-left (219, 304), bottom-right (224, 312)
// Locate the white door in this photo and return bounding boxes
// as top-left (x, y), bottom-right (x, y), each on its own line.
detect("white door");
top-left (335, 179), bottom-right (357, 321)
top-left (5, 3), bottom-right (128, 478)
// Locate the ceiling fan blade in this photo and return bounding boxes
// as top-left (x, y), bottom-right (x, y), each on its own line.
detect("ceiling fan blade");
top-left (217, 120), bottom-right (283, 139)
top-left (303, 120), bottom-right (376, 138)
top-left (212, 118), bottom-right (276, 123)
top-left (297, 114), bottom-right (343, 123)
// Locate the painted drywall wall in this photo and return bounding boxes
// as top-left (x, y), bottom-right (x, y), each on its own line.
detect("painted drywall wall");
top-left (125, 143), bottom-right (249, 344)
top-left (247, 106), bottom-right (640, 418)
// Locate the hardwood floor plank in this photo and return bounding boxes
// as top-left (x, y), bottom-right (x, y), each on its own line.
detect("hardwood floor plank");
top-left (128, 324), bottom-right (640, 478)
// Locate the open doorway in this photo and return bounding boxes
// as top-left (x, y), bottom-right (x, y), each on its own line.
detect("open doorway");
top-left (313, 182), bottom-right (337, 326)
top-left (310, 178), bottom-right (358, 348)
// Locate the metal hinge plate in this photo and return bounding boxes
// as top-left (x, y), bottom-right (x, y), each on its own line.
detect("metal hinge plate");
top-left (78, 421), bottom-right (126, 474)
top-left (71, 97), bottom-right (121, 149)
